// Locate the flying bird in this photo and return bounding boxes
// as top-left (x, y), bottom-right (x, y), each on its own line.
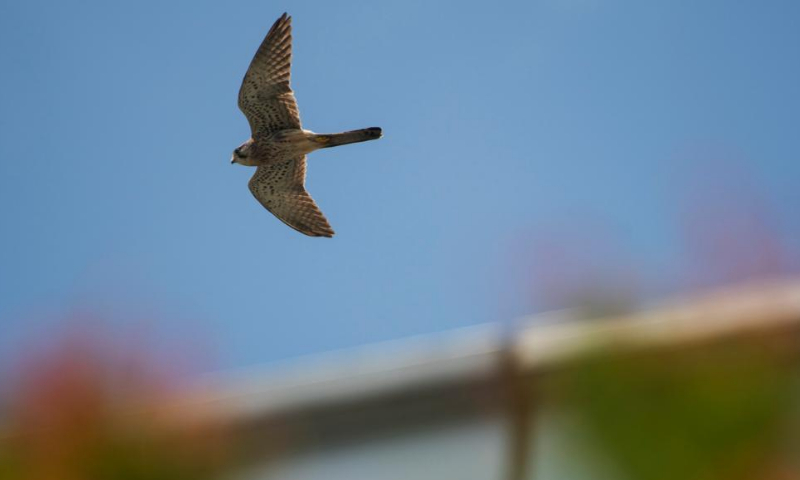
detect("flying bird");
top-left (231, 13), bottom-right (382, 237)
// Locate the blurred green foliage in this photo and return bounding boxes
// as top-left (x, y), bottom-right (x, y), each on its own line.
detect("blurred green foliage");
top-left (545, 335), bottom-right (800, 480)
top-left (0, 336), bottom-right (231, 480)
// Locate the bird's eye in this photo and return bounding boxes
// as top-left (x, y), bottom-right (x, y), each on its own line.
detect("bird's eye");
top-left (234, 148), bottom-right (244, 157)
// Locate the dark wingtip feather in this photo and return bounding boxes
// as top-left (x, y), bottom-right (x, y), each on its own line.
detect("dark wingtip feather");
top-left (267, 12), bottom-right (291, 35)
top-left (304, 226), bottom-right (335, 238)
top-left (316, 225), bottom-right (335, 238)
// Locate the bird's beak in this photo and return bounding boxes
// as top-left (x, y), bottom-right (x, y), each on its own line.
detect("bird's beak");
top-left (230, 156), bottom-right (236, 165)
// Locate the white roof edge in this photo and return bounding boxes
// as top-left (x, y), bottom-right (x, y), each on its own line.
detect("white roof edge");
top-left (185, 277), bottom-right (800, 421)
top-left (514, 276), bottom-right (800, 368)
top-left (188, 322), bottom-right (505, 419)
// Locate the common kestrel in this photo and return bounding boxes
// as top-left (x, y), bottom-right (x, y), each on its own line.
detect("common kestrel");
top-left (232, 13), bottom-right (382, 237)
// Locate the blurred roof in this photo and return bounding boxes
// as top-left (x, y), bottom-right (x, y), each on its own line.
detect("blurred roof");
top-left (187, 277), bottom-right (800, 426)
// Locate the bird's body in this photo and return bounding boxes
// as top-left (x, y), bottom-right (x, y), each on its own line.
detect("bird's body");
top-left (231, 13), bottom-right (382, 237)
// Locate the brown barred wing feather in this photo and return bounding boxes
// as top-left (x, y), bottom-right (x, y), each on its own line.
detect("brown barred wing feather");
top-left (248, 157), bottom-right (335, 238)
top-left (238, 13), bottom-right (302, 137)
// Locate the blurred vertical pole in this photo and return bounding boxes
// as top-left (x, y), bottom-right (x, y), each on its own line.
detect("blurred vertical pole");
top-left (502, 349), bottom-right (536, 480)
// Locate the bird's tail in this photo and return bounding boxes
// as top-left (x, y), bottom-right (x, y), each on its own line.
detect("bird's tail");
top-left (313, 127), bottom-right (383, 148)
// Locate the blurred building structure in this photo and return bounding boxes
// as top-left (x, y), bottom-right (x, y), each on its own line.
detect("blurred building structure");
top-left (184, 278), bottom-right (800, 480)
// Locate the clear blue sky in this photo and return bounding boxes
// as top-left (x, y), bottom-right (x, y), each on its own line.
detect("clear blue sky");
top-left (1, 0), bottom-right (799, 369)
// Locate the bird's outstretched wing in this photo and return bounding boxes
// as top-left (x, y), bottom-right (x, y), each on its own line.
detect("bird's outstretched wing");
top-left (238, 13), bottom-right (302, 137)
top-left (248, 157), bottom-right (335, 237)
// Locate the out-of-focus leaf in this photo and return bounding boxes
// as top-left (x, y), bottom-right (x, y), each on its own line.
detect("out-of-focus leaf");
top-left (545, 337), bottom-right (800, 480)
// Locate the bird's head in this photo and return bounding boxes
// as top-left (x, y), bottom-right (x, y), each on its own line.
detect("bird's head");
top-left (231, 139), bottom-right (256, 166)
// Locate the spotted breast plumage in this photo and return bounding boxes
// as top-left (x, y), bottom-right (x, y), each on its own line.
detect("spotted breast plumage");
top-left (232, 13), bottom-right (382, 238)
